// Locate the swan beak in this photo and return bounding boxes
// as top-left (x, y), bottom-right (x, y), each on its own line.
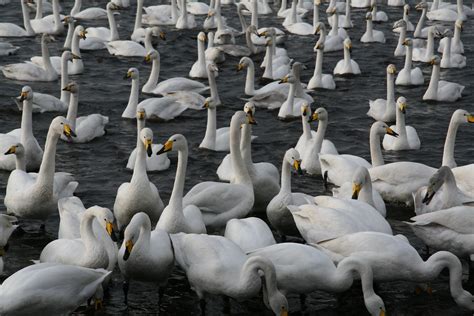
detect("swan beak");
top-left (106, 221), bottom-right (117, 241)
top-left (293, 160), bottom-right (302, 174)
top-left (159, 32), bottom-right (166, 40)
top-left (467, 115), bottom-right (474, 123)
top-left (302, 107), bottom-right (308, 117)
top-left (203, 100), bottom-right (210, 109)
top-left (247, 112), bottom-right (257, 125)
top-left (310, 112), bottom-right (319, 122)
top-left (258, 31), bottom-right (267, 37)
top-left (388, 65), bottom-right (397, 74)
top-left (123, 71), bottom-right (131, 79)
top-left (399, 103), bottom-right (407, 114)
top-left (124, 240), bottom-right (133, 261)
top-left (145, 139), bottom-right (153, 157)
top-left (236, 63), bottom-right (244, 72)
top-left (157, 140), bottom-right (173, 155)
top-left (280, 306), bottom-right (288, 316)
top-left (137, 110), bottom-right (146, 120)
top-left (19, 91), bottom-right (28, 102)
top-left (379, 309), bottom-right (385, 316)
top-left (62, 85), bottom-right (71, 91)
top-left (79, 31), bottom-right (87, 39)
top-left (345, 43), bottom-right (352, 53)
top-left (4, 146), bottom-right (16, 155)
top-left (95, 298), bottom-right (103, 311)
top-left (352, 183), bottom-right (361, 199)
top-left (402, 39), bottom-right (409, 46)
top-left (63, 124), bottom-right (77, 138)
top-left (429, 58), bottom-right (436, 65)
top-left (144, 54), bottom-right (152, 63)
top-left (422, 187), bottom-right (435, 205)
top-left (72, 53), bottom-right (81, 60)
top-left (279, 76), bottom-right (289, 84)
top-left (386, 127), bottom-right (399, 137)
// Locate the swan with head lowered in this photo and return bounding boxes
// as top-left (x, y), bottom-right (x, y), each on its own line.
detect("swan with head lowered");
top-left (439, 29), bottom-right (466, 69)
top-left (0, 0), bottom-right (35, 37)
top-left (114, 128), bottom-right (165, 230)
top-left (4, 116), bottom-right (77, 222)
top-left (2, 34), bottom-right (57, 82)
top-left (438, 19), bottom-right (464, 54)
top-left (171, 232), bottom-right (289, 315)
top-left (333, 38), bottom-right (360, 75)
top-left (127, 109), bottom-right (170, 172)
top-left (0, 86), bottom-right (43, 171)
top-left (155, 134), bottom-right (206, 234)
top-left (308, 34), bottom-right (336, 90)
top-left (382, 97), bottom-right (420, 151)
top-left (360, 12), bottom-right (385, 43)
top-left (395, 39), bottom-right (424, 86)
top-left (183, 111), bottom-right (255, 230)
top-left (423, 55), bottom-right (464, 102)
top-left (367, 64), bottom-right (397, 122)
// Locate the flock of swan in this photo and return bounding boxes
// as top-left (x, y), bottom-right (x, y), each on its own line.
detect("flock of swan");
top-left (0, 0), bottom-right (473, 314)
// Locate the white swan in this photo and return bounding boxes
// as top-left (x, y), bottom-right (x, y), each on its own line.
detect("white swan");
top-left (439, 29), bottom-right (466, 69)
top-left (0, 42), bottom-right (20, 55)
top-left (127, 109), bottom-right (170, 172)
top-left (325, 7), bottom-right (348, 46)
top-left (441, 109), bottom-right (474, 168)
top-left (388, 0), bottom-right (404, 6)
top-left (333, 38), bottom-right (360, 75)
top-left (395, 39), bottom-right (424, 86)
top-left (438, 19), bottom-right (464, 54)
top-left (171, 233), bottom-right (288, 315)
top-left (30, 0), bottom-right (63, 35)
top-left (142, 0), bottom-right (178, 26)
top-left (393, 20), bottom-right (408, 56)
top-left (0, 214), bottom-right (18, 274)
top-left (332, 166), bottom-right (386, 217)
top-left (382, 97), bottom-right (420, 151)
top-left (183, 111), bottom-right (255, 230)
top-left (351, 0), bottom-right (370, 8)
top-left (278, 75), bottom-right (311, 119)
top-left (370, 0), bottom-right (388, 22)
top-left (0, 263), bottom-right (110, 314)
top-left (367, 64), bottom-right (396, 122)
top-left (155, 134), bottom-right (207, 234)
top-left (427, 0), bottom-right (467, 21)
top-left (60, 82), bottom-right (108, 143)
top-left (413, 1), bottom-right (430, 38)
top-left (262, 38), bottom-right (291, 81)
top-left (413, 166), bottom-right (474, 215)
top-left (118, 212), bottom-right (174, 304)
top-left (308, 36), bottom-right (336, 90)
top-left (224, 217), bottom-right (276, 253)
top-left (79, 2), bottom-right (120, 50)
top-left (361, 12), bottom-right (385, 43)
top-left (0, 0), bottom-right (35, 37)
top-left (189, 32), bottom-right (209, 78)
top-left (319, 121), bottom-right (398, 187)
top-left (4, 116), bottom-right (77, 221)
top-left (412, 25), bottom-right (436, 62)
top-left (248, 243), bottom-right (386, 316)
top-left (70, 0), bottom-right (107, 20)
top-left (238, 56), bottom-right (289, 96)
top-left (393, 5), bottom-right (414, 33)
top-left (0, 86), bottom-right (43, 171)
top-left (107, 27), bottom-right (164, 57)
top-left (2, 34), bottom-right (58, 82)
top-left (328, 0), bottom-right (353, 29)
top-left (114, 128), bottom-right (164, 230)
top-left (176, 0), bottom-right (197, 29)
top-left (284, 0), bottom-right (316, 35)
top-left (317, 231), bottom-right (474, 311)
top-left (199, 97), bottom-right (233, 151)
top-left (423, 55), bottom-right (464, 102)
top-left (267, 148), bottom-right (314, 237)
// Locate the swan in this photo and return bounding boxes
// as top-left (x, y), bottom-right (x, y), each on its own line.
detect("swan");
top-left (0, 0), bottom-right (35, 37)
top-left (317, 231), bottom-right (474, 311)
top-left (427, 0), bottom-right (467, 21)
top-left (70, 0), bottom-right (107, 20)
top-left (281, 0), bottom-right (308, 26)
top-left (142, 0), bottom-right (178, 26)
top-left (308, 37), bottom-right (336, 90)
top-left (176, 0), bottom-right (197, 29)
top-left (423, 55), bottom-right (464, 102)
top-left (0, 42), bottom-right (20, 55)
top-left (333, 38), bottom-right (360, 75)
top-left (224, 217), bottom-right (276, 252)
top-left (130, 0), bottom-right (149, 43)
top-left (205, 31), bottom-right (226, 63)
top-left (395, 39), bottom-right (424, 86)
top-left (367, 64), bottom-right (396, 122)
top-left (186, 0), bottom-right (211, 15)
top-left (439, 30), bottom-right (466, 69)
top-left (370, 0), bottom-right (388, 22)
top-left (326, 7), bottom-right (348, 41)
top-left (30, 0), bottom-right (63, 35)
top-left (39, 206), bottom-right (116, 270)
top-left (262, 38), bottom-right (291, 81)
top-left (351, 0), bottom-right (370, 8)
top-left (412, 25), bottom-right (436, 62)
top-left (2, 34), bottom-right (58, 82)
top-left (0, 214), bottom-right (18, 274)
top-left (267, 148), bottom-right (314, 237)
top-left (0, 263), bottom-right (110, 314)
top-left (107, 27), bottom-right (165, 57)
top-left (113, 0), bottom-right (130, 7)
top-left (284, 0), bottom-right (316, 35)
top-left (248, 10), bottom-right (286, 46)
top-left (319, 121), bottom-right (398, 187)
top-left (114, 128), bottom-right (165, 230)
top-left (278, 75), bottom-right (311, 119)
top-left (238, 56), bottom-right (289, 96)
top-left (393, 5), bottom-right (414, 33)
top-left (141, 50), bottom-right (208, 96)
top-left (441, 109), bottom-right (474, 168)
top-left (438, 19), bottom-right (464, 54)
top-left (155, 134), bottom-right (207, 234)
top-left (61, 82), bottom-right (108, 143)
top-left (249, 243), bottom-right (386, 316)
top-left (382, 97), bottom-right (420, 151)
top-left (361, 12), bottom-right (385, 43)
top-left (183, 111), bottom-right (255, 230)
top-left (278, 0), bottom-right (308, 17)
top-left (127, 109), bottom-right (170, 172)
top-left (122, 68), bottom-right (188, 121)
top-left (0, 86), bottom-right (43, 171)
top-left (328, 0), bottom-right (353, 29)
top-left (79, 2), bottom-right (120, 50)
top-left (258, 28), bottom-right (290, 68)
top-left (241, 25), bottom-right (266, 56)
top-left (32, 0), bottom-right (57, 19)
top-left (393, 20), bottom-right (408, 56)
top-left (413, 166), bottom-right (474, 215)
top-left (189, 32), bottom-right (209, 78)
top-left (413, 1), bottom-right (430, 38)
top-left (199, 97), bottom-right (234, 151)
top-left (31, 25), bottom-right (86, 75)
top-left (118, 212), bottom-right (174, 304)
top-left (4, 116), bottom-right (77, 221)
top-left (171, 233), bottom-right (289, 315)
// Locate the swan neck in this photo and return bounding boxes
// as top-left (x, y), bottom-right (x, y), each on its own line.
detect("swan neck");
top-left (35, 0), bottom-right (44, 19)
top-left (442, 37), bottom-right (452, 61)
top-left (242, 257), bottom-right (280, 302)
top-left (21, 0), bottom-right (34, 35)
top-left (37, 125), bottom-right (59, 189)
top-left (282, 81), bottom-right (296, 113)
top-left (80, 211), bottom-right (100, 250)
top-left (64, 22), bottom-right (74, 50)
top-left (404, 45), bottom-right (412, 70)
top-left (126, 78), bottom-right (140, 118)
top-left (302, 116), bottom-right (312, 141)
top-left (135, 0), bottom-right (144, 31)
top-left (414, 9), bottom-right (426, 37)
top-left (52, 0), bottom-right (62, 32)
top-left (169, 146), bottom-right (188, 209)
top-left (144, 29), bottom-right (154, 52)
top-left (41, 37), bottom-right (55, 75)
top-left (203, 107), bottom-right (217, 148)
top-left (370, 127), bottom-right (384, 166)
top-left (359, 174), bottom-right (375, 207)
top-left (313, 3), bottom-right (319, 26)
top-left (442, 114), bottom-right (460, 167)
top-left (426, 31), bottom-right (435, 56)
top-left (136, 119), bottom-right (145, 144)
top-left (244, 60), bottom-right (256, 95)
top-left (281, 159), bottom-right (292, 193)
top-left (20, 99), bottom-right (34, 145)
top-left (251, 0), bottom-right (259, 28)
top-left (108, 6), bottom-right (119, 41)
top-left (241, 124), bottom-right (253, 167)
top-left (344, 45), bottom-right (351, 64)
top-left (171, 0), bottom-right (179, 21)
top-left (208, 68), bottom-right (220, 104)
top-left (145, 57), bottom-right (160, 91)
top-left (395, 107), bottom-right (407, 141)
top-left (197, 38), bottom-right (206, 69)
top-left (15, 151), bottom-right (27, 171)
top-left (60, 58), bottom-right (70, 105)
top-left (314, 49), bottom-right (323, 78)
top-left (131, 138), bottom-right (149, 184)
top-left (366, 19), bottom-right (373, 35)
top-left (314, 119), bottom-right (327, 153)
top-left (66, 93), bottom-right (78, 130)
top-left (230, 116), bottom-right (251, 184)
top-left (427, 64), bottom-right (440, 102)
top-left (386, 72), bottom-right (395, 106)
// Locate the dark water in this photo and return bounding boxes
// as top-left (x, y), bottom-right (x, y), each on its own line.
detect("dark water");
top-left (1, 0), bottom-right (474, 315)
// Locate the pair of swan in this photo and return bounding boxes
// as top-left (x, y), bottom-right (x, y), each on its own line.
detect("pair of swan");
top-left (284, 0), bottom-right (319, 35)
top-left (438, 19), bottom-right (464, 54)
top-left (393, 19), bottom-right (422, 57)
top-left (262, 39), bottom-right (291, 81)
top-left (361, 12), bottom-right (385, 43)
top-left (114, 128), bottom-right (164, 230)
top-left (395, 39), bottom-right (424, 86)
top-left (30, 0), bottom-right (63, 35)
top-left (333, 38), bottom-right (360, 75)
top-left (0, 0), bottom-right (35, 37)
top-left (427, 0), bottom-right (469, 21)
top-left (4, 117), bottom-right (78, 221)
top-left (278, 73), bottom-right (313, 119)
top-left (367, 64), bottom-right (396, 122)
top-left (2, 34), bottom-right (58, 82)
top-left (142, 0), bottom-right (178, 26)
top-left (0, 214), bottom-right (18, 274)
top-left (107, 26), bottom-right (165, 57)
top-left (308, 33), bottom-right (336, 90)
top-left (423, 55), bottom-right (464, 102)
top-left (382, 97), bottom-right (420, 151)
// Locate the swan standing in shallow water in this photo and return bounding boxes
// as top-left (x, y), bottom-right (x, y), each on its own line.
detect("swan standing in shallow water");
top-left (438, 19), bottom-right (464, 54)
top-left (367, 64), bottom-right (396, 122)
top-left (423, 55), bottom-right (464, 102)
top-left (156, 134), bottom-right (207, 234)
top-left (127, 109), bottom-right (170, 172)
top-left (382, 97), bottom-right (420, 151)
top-left (439, 29), bottom-right (466, 69)
top-left (333, 38), bottom-right (360, 75)
top-left (308, 36), bottom-right (336, 90)
top-left (0, 86), bottom-right (43, 171)
top-left (114, 128), bottom-right (165, 230)
top-left (395, 39), bottom-right (424, 86)
top-left (0, 0), bottom-right (35, 37)
top-left (361, 12), bottom-right (385, 43)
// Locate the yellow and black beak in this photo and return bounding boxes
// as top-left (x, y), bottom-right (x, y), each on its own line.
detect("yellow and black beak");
top-left (429, 58), bottom-right (436, 65)
top-left (203, 100), bottom-right (210, 109)
top-left (144, 54), bottom-right (152, 63)
top-left (352, 183), bottom-right (361, 199)
top-left (258, 31), bottom-right (268, 37)
top-left (72, 53), bottom-right (81, 60)
top-left (157, 140), bottom-right (173, 155)
top-left (123, 71), bottom-right (132, 79)
top-left (236, 63), bottom-right (244, 72)
top-left (386, 127), bottom-right (399, 137)
top-left (310, 111), bottom-right (319, 122)
top-left (280, 306), bottom-right (288, 316)
top-left (402, 39), bottom-right (409, 46)
top-left (145, 139), bottom-right (153, 157)
top-left (347, 43), bottom-right (352, 53)
top-left (62, 85), bottom-right (72, 92)
top-left (399, 103), bottom-right (407, 114)
top-left (467, 114), bottom-right (474, 123)
top-left (19, 91), bottom-right (28, 102)
top-left (293, 159), bottom-right (302, 175)
top-left (123, 239), bottom-right (134, 261)
top-left (159, 31), bottom-right (166, 40)
top-left (4, 146), bottom-right (16, 155)
top-left (106, 221), bottom-right (117, 242)
top-left (379, 308), bottom-right (386, 316)
top-left (302, 107), bottom-right (308, 117)
top-left (279, 76), bottom-right (289, 84)
top-left (137, 111), bottom-right (146, 120)
top-left (247, 111), bottom-right (257, 125)
top-left (79, 31), bottom-right (87, 39)
top-left (63, 123), bottom-right (77, 138)
top-left (422, 186), bottom-right (436, 205)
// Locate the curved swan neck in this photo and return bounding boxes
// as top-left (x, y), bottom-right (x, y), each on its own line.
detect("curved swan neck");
top-left (241, 256), bottom-right (280, 302)
top-left (237, 7), bottom-right (248, 33)
top-left (71, 0), bottom-right (81, 16)
top-left (230, 115), bottom-right (252, 184)
top-left (244, 60), bottom-right (256, 95)
top-left (66, 93), bottom-right (78, 130)
top-left (134, 0), bottom-right (144, 31)
top-left (136, 218), bottom-right (152, 251)
top-left (60, 56), bottom-right (70, 105)
top-left (169, 144), bottom-right (188, 209)
top-left (314, 118), bottom-right (327, 153)
top-left (37, 124), bottom-right (59, 189)
top-left (370, 128), bottom-right (384, 167)
top-left (108, 5), bottom-right (119, 41)
top-left (131, 137), bottom-right (149, 184)
top-left (404, 44), bottom-right (413, 70)
top-left (414, 8), bottom-right (426, 37)
top-left (281, 159), bottom-right (292, 193)
top-left (80, 211), bottom-right (101, 250)
top-left (442, 113), bottom-right (460, 167)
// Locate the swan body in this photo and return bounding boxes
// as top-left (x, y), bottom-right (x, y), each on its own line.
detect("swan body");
top-left (367, 64), bottom-right (396, 122)
top-left (382, 97), bottom-right (420, 151)
top-left (189, 32), bottom-right (209, 78)
top-left (176, 0), bottom-right (197, 29)
top-left (199, 97), bottom-right (234, 151)
top-left (441, 109), bottom-right (474, 169)
top-left (395, 39), bottom-right (424, 86)
top-left (333, 38), bottom-right (360, 75)
top-left (393, 5), bottom-right (414, 33)
top-left (423, 56), bottom-right (464, 102)
top-left (412, 26), bottom-right (436, 62)
top-left (71, 0), bottom-right (107, 20)
top-left (278, 74), bottom-right (311, 120)
top-left (79, 2), bottom-right (120, 50)
top-left (30, 0), bottom-right (63, 35)
top-left (225, 217), bottom-right (276, 253)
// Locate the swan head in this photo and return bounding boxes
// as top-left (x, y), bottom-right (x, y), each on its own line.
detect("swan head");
top-left (365, 12), bottom-right (373, 21)
top-left (314, 22), bottom-right (325, 35)
top-left (75, 25), bottom-right (87, 40)
top-left (150, 27), bottom-right (166, 40)
top-left (313, 39), bottom-right (324, 52)
top-left (202, 96), bottom-right (218, 110)
top-left (51, 116), bottom-right (77, 139)
top-left (429, 55), bottom-right (441, 66)
top-left (268, 291), bottom-right (289, 316)
top-left (387, 64), bottom-right (397, 75)
top-left (144, 50), bottom-right (159, 64)
top-left (455, 19), bottom-right (464, 30)
top-left (301, 103), bottom-right (312, 120)
top-left (197, 32), bottom-right (207, 43)
top-left (365, 294), bottom-right (386, 316)
top-left (140, 128), bottom-right (154, 157)
top-left (259, 28), bottom-right (276, 38)
top-left (393, 19), bottom-right (406, 30)
top-left (107, 2), bottom-right (121, 10)
top-left (397, 97), bottom-right (407, 114)
top-left (207, 63), bottom-right (219, 75)
top-left (243, 102), bottom-right (256, 123)
top-left (207, 9), bottom-right (216, 17)
top-left (4, 143), bottom-right (25, 157)
top-left (344, 38), bottom-right (352, 53)
top-left (157, 134), bottom-right (187, 155)
top-left (326, 6), bottom-right (337, 15)
top-left (453, 290), bottom-right (474, 311)
top-left (441, 29), bottom-right (453, 38)
top-left (451, 109), bottom-right (474, 125)
top-left (351, 166), bottom-right (371, 199)
top-left (422, 166), bottom-right (452, 204)
top-left (61, 50), bottom-right (80, 62)
top-left (122, 212), bottom-right (152, 261)
top-left (310, 107), bottom-right (328, 123)
top-left (247, 25), bottom-right (259, 36)
top-left (89, 206), bottom-right (117, 241)
top-left (371, 121), bottom-right (398, 138)
top-left (403, 4), bottom-right (410, 14)
top-left (279, 74), bottom-right (296, 84)
top-left (234, 110), bottom-right (257, 127)
top-left (62, 81), bottom-right (79, 94)
top-left (136, 108), bottom-right (146, 121)
top-left (237, 57), bottom-right (252, 72)
top-left (61, 16), bottom-right (77, 26)
top-left (124, 67), bottom-right (139, 80)
top-left (19, 86), bottom-right (33, 102)
top-left (402, 38), bottom-right (412, 47)
top-left (415, 1), bottom-right (427, 10)
top-left (285, 148), bottom-right (302, 175)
